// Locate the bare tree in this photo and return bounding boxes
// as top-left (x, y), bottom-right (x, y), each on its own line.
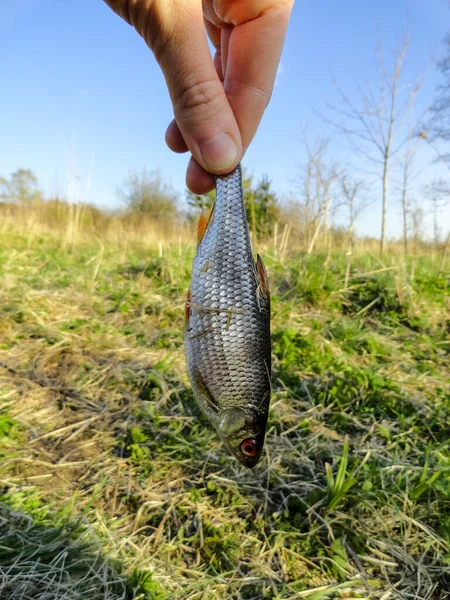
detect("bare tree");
top-left (340, 173), bottom-right (371, 287)
top-left (118, 168), bottom-right (179, 222)
top-left (0, 169), bottom-right (42, 204)
top-left (428, 34), bottom-right (450, 168)
top-left (423, 178), bottom-right (449, 248)
top-left (399, 158), bottom-right (410, 259)
top-left (409, 199), bottom-right (426, 255)
top-left (297, 135), bottom-right (341, 254)
top-left (321, 33), bottom-right (426, 254)
top-left (398, 129), bottom-right (423, 259)
top-left (340, 173), bottom-right (370, 255)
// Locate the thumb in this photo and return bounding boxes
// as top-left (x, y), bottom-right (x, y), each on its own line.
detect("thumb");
top-left (141, 2), bottom-right (242, 174)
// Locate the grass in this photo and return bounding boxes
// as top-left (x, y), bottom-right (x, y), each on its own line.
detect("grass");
top-left (0, 224), bottom-right (448, 599)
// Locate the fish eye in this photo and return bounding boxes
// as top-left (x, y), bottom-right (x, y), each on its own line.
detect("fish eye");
top-left (240, 438), bottom-right (258, 457)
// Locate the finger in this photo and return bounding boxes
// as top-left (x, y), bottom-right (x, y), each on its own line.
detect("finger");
top-left (186, 157), bottom-right (215, 194)
top-left (204, 18), bottom-right (225, 81)
top-left (165, 120), bottom-right (217, 193)
top-left (224, 2), bottom-right (293, 150)
top-left (213, 48), bottom-right (224, 82)
top-left (150, 2), bottom-right (242, 174)
top-left (165, 119), bottom-right (189, 153)
top-left (204, 17), bottom-right (220, 48)
top-left (221, 26), bottom-right (232, 79)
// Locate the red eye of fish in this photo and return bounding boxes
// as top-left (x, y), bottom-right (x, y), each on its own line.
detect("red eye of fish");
top-left (240, 439), bottom-right (258, 457)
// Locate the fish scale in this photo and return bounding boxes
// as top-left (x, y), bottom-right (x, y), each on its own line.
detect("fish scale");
top-left (185, 164), bottom-right (271, 468)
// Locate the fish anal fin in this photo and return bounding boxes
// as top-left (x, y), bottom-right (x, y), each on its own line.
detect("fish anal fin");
top-left (197, 203), bottom-right (215, 246)
top-left (256, 254), bottom-right (270, 311)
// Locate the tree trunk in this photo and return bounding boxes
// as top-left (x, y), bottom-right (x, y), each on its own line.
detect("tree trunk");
top-left (273, 221), bottom-right (278, 257)
top-left (249, 193), bottom-right (257, 245)
top-left (439, 231), bottom-right (450, 279)
top-left (401, 184), bottom-right (408, 258)
top-left (380, 157), bottom-right (388, 255)
top-left (433, 205), bottom-right (439, 249)
top-left (347, 221), bottom-right (354, 255)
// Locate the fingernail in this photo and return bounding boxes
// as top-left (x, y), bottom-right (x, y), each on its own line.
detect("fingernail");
top-left (200, 133), bottom-right (238, 172)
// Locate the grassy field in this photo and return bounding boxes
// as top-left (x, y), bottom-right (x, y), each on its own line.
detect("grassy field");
top-left (0, 224), bottom-right (449, 599)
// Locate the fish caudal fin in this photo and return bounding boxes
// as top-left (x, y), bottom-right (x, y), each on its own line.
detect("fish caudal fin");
top-left (256, 254), bottom-right (270, 311)
top-left (197, 204), bottom-right (215, 246)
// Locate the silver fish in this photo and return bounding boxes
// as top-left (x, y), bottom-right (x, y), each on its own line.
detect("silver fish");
top-left (185, 165), bottom-right (271, 468)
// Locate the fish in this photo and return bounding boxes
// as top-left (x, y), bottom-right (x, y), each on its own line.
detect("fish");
top-left (184, 164), bottom-right (271, 468)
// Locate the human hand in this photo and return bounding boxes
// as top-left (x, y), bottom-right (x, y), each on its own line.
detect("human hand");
top-left (103, 0), bottom-right (294, 193)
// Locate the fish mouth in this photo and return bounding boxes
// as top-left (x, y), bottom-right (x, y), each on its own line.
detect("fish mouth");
top-left (235, 450), bottom-right (262, 469)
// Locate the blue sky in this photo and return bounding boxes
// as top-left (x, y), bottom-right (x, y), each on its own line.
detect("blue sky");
top-left (1, 0), bottom-right (449, 239)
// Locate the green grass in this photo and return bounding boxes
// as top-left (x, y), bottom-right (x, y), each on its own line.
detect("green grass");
top-left (0, 230), bottom-right (449, 599)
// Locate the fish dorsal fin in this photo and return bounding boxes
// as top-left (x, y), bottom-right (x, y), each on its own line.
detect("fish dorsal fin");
top-left (185, 286), bottom-right (192, 326)
top-left (197, 203), bottom-right (215, 246)
top-left (255, 254), bottom-right (270, 311)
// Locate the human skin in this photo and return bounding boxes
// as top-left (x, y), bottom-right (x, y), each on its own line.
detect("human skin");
top-left (103, 0), bottom-right (294, 193)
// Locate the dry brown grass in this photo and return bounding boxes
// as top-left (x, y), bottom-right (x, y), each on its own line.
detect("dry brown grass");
top-left (0, 218), bottom-right (448, 599)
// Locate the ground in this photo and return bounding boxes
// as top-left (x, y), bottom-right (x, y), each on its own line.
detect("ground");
top-left (0, 227), bottom-right (449, 599)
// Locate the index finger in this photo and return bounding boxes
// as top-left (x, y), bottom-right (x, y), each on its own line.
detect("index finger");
top-left (223, 2), bottom-right (294, 152)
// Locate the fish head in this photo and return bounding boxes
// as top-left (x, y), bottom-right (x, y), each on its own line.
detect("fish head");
top-left (217, 407), bottom-right (267, 468)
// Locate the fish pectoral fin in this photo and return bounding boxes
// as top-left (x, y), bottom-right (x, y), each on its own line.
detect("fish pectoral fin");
top-left (255, 254), bottom-right (270, 311)
top-left (197, 203), bottom-right (215, 246)
top-left (193, 367), bottom-right (220, 414)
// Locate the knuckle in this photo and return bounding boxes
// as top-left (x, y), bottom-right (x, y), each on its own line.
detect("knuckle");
top-left (226, 78), bottom-right (271, 109)
top-left (173, 78), bottom-right (223, 125)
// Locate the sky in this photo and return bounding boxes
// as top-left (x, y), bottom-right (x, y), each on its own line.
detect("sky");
top-left (1, 0), bottom-right (449, 240)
